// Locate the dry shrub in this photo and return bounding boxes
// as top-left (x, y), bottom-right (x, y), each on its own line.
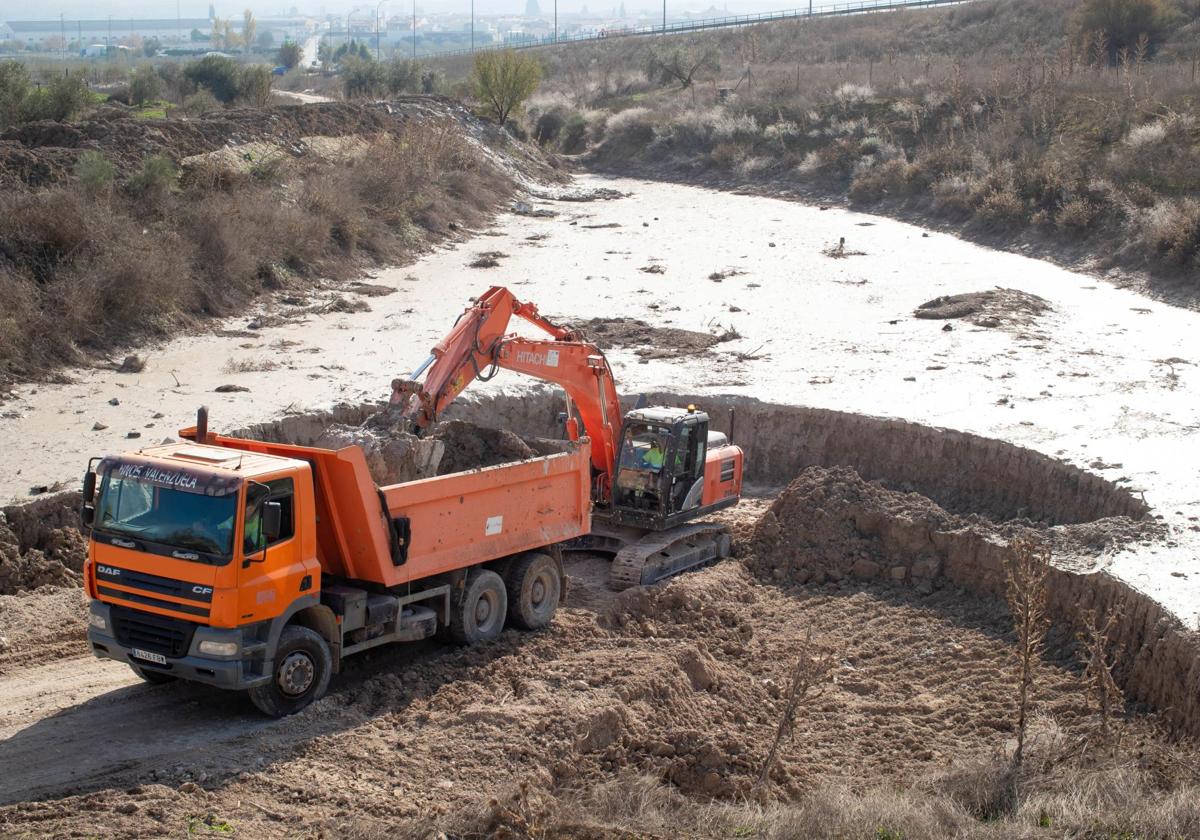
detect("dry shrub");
top-left (709, 142), bottom-right (744, 169)
top-left (931, 173), bottom-right (979, 218)
top-left (1140, 199), bottom-right (1200, 270)
top-left (976, 187), bottom-right (1027, 229)
top-left (849, 158), bottom-right (915, 204)
top-left (1056, 196), bottom-right (1103, 231)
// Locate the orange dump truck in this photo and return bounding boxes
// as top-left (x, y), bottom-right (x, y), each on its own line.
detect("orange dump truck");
top-left (82, 410), bottom-right (591, 715)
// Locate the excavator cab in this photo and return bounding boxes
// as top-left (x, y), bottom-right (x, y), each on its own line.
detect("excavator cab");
top-left (612, 406), bottom-right (728, 529)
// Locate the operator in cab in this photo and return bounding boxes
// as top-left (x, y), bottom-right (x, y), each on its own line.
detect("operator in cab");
top-left (217, 496), bottom-right (264, 554)
top-left (642, 440), bottom-right (666, 471)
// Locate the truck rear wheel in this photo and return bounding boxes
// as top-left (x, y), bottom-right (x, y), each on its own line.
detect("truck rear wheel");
top-left (248, 625), bottom-right (333, 717)
top-left (449, 569), bottom-right (507, 645)
top-left (130, 664), bottom-right (177, 685)
top-left (504, 552), bottom-right (561, 630)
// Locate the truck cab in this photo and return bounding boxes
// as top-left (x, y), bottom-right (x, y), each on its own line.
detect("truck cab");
top-left (83, 443), bottom-right (325, 709)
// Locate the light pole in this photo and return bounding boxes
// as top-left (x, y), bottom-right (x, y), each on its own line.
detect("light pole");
top-left (554, 0), bottom-right (557, 41)
top-left (470, 0), bottom-right (474, 52)
top-left (374, 0), bottom-right (386, 59)
top-left (662, 0), bottom-right (666, 32)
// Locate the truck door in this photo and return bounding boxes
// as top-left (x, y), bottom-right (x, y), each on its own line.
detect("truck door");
top-left (237, 478), bottom-right (306, 623)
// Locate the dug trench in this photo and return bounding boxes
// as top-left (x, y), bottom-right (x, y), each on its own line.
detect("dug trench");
top-left (1, 391), bottom-right (1198, 831)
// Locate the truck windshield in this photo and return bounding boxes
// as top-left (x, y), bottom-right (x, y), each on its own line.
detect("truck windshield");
top-left (95, 474), bottom-right (238, 558)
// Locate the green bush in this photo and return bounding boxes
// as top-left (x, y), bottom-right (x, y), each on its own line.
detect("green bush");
top-left (74, 151), bottom-right (116, 195)
top-left (387, 58), bottom-right (421, 94)
top-left (129, 64), bottom-right (162, 106)
top-left (238, 65), bottom-right (273, 107)
top-left (184, 55), bottom-right (241, 103)
top-left (22, 74), bottom-right (91, 123)
top-left (534, 108), bottom-right (567, 145)
top-left (0, 60), bottom-right (30, 128)
top-left (182, 89), bottom-right (220, 115)
top-left (343, 57), bottom-right (386, 99)
top-left (128, 154), bottom-right (178, 199)
top-left (560, 113), bottom-right (588, 153)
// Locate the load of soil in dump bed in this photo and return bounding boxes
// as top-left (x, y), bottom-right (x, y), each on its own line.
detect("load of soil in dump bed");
top-left (316, 415), bottom-right (560, 486)
top-left (568, 317), bottom-right (738, 359)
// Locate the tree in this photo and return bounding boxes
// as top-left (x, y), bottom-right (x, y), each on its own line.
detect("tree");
top-left (239, 64), bottom-right (273, 106)
top-left (257, 31), bottom-right (275, 50)
top-left (317, 38), bottom-right (332, 67)
top-left (386, 57), bottom-right (421, 94)
top-left (0, 60), bottom-right (30, 129)
top-left (129, 63), bottom-right (162, 106)
top-left (471, 49), bottom-right (541, 125)
top-left (184, 54), bottom-right (242, 102)
top-left (190, 27), bottom-right (209, 42)
top-left (342, 56), bottom-right (386, 99)
top-left (644, 43), bottom-right (720, 88)
top-left (142, 37), bottom-right (162, 57)
top-left (242, 9), bottom-right (257, 55)
top-left (1073, 0), bottom-right (1174, 62)
top-left (1005, 538), bottom-right (1051, 771)
top-left (22, 73), bottom-right (90, 123)
top-left (278, 41), bottom-right (302, 69)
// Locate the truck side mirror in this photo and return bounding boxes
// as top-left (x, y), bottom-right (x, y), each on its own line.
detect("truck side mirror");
top-left (82, 471), bottom-right (96, 502)
top-left (262, 501), bottom-right (283, 542)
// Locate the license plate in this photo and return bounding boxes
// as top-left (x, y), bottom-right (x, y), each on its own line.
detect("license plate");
top-left (131, 648), bottom-right (167, 666)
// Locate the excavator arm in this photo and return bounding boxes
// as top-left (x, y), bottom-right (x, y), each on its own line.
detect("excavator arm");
top-left (390, 286), bottom-right (623, 498)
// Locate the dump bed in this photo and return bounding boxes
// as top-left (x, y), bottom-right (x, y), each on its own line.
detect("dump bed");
top-left (207, 432), bottom-right (593, 588)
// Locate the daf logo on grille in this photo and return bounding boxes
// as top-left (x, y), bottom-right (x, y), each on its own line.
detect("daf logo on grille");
top-left (97, 565), bottom-right (120, 576)
top-left (192, 586), bottom-right (214, 596)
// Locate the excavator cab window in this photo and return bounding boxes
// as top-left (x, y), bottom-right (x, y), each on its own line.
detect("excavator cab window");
top-left (666, 418), bottom-right (708, 515)
top-left (615, 422), bottom-right (671, 511)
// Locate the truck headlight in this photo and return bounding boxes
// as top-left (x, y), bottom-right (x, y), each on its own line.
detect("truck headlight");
top-left (88, 613), bottom-right (107, 631)
top-left (198, 640), bottom-right (239, 657)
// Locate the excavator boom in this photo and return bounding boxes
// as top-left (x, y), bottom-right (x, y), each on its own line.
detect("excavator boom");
top-left (391, 286), bottom-right (623, 497)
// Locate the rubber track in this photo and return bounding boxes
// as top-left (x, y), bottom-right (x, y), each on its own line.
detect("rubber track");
top-left (607, 522), bottom-right (731, 591)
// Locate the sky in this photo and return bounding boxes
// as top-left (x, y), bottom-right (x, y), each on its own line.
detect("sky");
top-left (0, 0), bottom-right (754, 21)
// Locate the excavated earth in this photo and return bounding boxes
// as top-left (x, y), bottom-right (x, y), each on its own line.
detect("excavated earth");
top-left (1, 392), bottom-right (1198, 836)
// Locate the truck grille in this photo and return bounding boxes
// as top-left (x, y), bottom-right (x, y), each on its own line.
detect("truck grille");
top-left (110, 605), bottom-right (197, 659)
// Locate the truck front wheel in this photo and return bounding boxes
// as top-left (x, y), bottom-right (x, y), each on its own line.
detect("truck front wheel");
top-left (449, 569), bottom-right (508, 645)
top-left (505, 552), bottom-right (561, 630)
top-left (248, 625), bottom-right (333, 717)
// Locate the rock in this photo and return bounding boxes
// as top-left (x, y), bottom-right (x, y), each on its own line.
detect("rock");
top-left (214, 384), bottom-right (250, 393)
top-left (850, 558), bottom-right (882, 579)
top-left (92, 422), bottom-right (108, 431)
top-left (152, 412), bottom-right (165, 419)
top-left (126, 431), bottom-right (141, 439)
top-left (179, 782), bottom-right (199, 794)
top-left (113, 802), bottom-right (139, 815)
top-left (108, 398), bottom-right (120, 406)
top-left (677, 647), bottom-right (719, 691)
top-left (889, 566), bottom-right (907, 582)
top-left (117, 355), bottom-right (145, 373)
top-left (942, 324), bottom-right (954, 332)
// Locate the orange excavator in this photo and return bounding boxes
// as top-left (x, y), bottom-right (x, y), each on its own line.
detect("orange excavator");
top-left (390, 286), bottom-right (745, 589)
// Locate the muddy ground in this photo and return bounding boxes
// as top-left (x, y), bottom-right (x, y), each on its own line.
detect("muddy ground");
top-left (0, 472), bottom-right (1192, 837)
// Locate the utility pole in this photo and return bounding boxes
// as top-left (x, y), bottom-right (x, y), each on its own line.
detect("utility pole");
top-left (375, 0), bottom-right (386, 59)
top-left (412, 0), bottom-right (416, 58)
top-left (178, 0), bottom-right (182, 42)
top-left (662, 0), bottom-right (665, 32)
top-left (471, 0), bottom-right (474, 52)
top-left (808, 0), bottom-right (812, 16)
top-left (59, 13), bottom-right (65, 60)
top-left (107, 15), bottom-right (112, 49)
top-left (554, 0), bottom-right (557, 42)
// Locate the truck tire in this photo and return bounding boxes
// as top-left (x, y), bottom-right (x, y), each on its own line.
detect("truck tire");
top-left (504, 552), bottom-right (561, 631)
top-left (449, 569), bottom-right (508, 645)
top-left (247, 625), bottom-right (333, 717)
top-left (130, 664), bottom-right (177, 685)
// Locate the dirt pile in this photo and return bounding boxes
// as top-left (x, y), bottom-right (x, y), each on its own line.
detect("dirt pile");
top-left (914, 289), bottom-right (1050, 331)
top-left (568, 317), bottom-right (738, 360)
top-left (0, 494), bottom-right (86, 596)
top-left (749, 466), bottom-right (1157, 591)
top-left (0, 98), bottom-right (547, 192)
